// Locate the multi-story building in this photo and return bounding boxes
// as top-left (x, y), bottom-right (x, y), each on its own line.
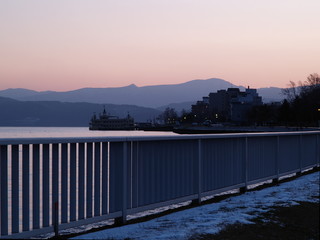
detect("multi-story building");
top-left (191, 97), bottom-right (210, 122)
top-left (209, 88), bottom-right (241, 121)
top-left (192, 87), bottom-right (262, 123)
top-left (229, 88), bottom-right (263, 122)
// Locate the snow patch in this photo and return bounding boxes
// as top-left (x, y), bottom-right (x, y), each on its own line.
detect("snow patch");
top-left (72, 171), bottom-right (319, 240)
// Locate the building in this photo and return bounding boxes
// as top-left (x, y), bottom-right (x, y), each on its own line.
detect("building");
top-left (191, 97), bottom-right (210, 122)
top-left (229, 88), bottom-right (263, 122)
top-left (192, 87), bottom-right (262, 123)
top-left (209, 88), bottom-right (240, 121)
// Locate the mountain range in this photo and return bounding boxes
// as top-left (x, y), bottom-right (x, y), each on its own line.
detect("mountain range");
top-left (0, 78), bottom-right (284, 126)
top-left (0, 78), bottom-right (284, 109)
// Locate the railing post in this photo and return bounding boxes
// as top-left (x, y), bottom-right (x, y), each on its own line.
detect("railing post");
top-left (198, 139), bottom-right (202, 203)
top-left (42, 144), bottom-right (50, 227)
top-left (33, 144), bottom-right (40, 229)
top-left (297, 135), bottom-right (302, 176)
top-left (272, 136), bottom-right (280, 184)
top-left (53, 202), bottom-right (59, 236)
top-left (192, 139), bottom-right (202, 205)
top-left (122, 141), bottom-right (128, 224)
top-left (52, 143), bottom-right (59, 236)
top-left (61, 143), bottom-right (68, 223)
top-left (102, 142), bottom-right (108, 215)
top-left (70, 143), bottom-right (77, 221)
top-left (240, 137), bottom-right (248, 193)
top-left (0, 145), bottom-right (8, 236)
top-left (94, 142), bottom-right (101, 217)
top-left (78, 143), bottom-right (85, 220)
top-left (12, 144), bottom-right (19, 233)
top-left (86, 143), bottom-right (93, 218)
top-left (22, 144), bottom-right (30, 232)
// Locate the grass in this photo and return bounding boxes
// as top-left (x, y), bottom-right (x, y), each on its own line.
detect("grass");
top-left (189, 200), bottom-right (319, 240)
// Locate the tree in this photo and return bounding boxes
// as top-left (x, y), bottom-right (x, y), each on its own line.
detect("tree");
top-left (281, 73), bottom-right (320, 127)
top-left (158, 107), bottom-right (178, 125)
top-left (306, 73), bottom-right (320, 86)
top-left (300, 73), bottom-right (320, 96)
top-left (248, 104), bottom-right (278, 126)
top-left (277, 99), bottom-right (292, 126)
top-left (282, 81), bottom-right (298, 102)
top-left (180, 109), bottom-right (194, 124)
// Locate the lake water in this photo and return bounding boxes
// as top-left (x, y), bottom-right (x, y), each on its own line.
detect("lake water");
top-left (0, 127), bottom-right (177, 139)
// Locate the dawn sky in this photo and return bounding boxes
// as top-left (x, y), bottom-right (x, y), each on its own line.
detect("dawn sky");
top-left (0, 0), bottom-right (319, 91)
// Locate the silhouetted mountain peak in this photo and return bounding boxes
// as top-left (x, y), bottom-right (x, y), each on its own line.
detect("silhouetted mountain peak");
top-left (126, 84), bottom-right (138, 88)
top-left (0, 78), bottom-right (284, 108)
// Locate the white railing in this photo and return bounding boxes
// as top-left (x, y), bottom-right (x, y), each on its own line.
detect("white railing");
top-left (0, 131), bottom-right (319, 238)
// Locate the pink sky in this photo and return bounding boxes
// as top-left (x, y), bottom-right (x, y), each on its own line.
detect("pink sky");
top-left (0, 0), bottom-right (319, 91)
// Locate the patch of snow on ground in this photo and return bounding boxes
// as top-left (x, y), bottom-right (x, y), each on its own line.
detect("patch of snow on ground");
top-left (73, 171), bottom-right (319, 240)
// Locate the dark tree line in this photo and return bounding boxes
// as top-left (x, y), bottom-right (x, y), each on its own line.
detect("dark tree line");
top-left (157, 107), bottom-right (179, 125)
top-left (249, 73), bottom-right (320, 127)
top-left (157, 107), bottom-right (198, 125)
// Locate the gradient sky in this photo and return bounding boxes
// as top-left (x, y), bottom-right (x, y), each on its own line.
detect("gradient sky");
top-left (0, 0), bottom-right (319, 91)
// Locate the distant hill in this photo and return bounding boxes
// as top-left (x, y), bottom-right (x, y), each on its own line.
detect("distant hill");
top-left (0, 88), bottom-right (39, 99)
top-left (257, 87), bottom-right (284, 103)
top-left (0, 78), bottom-right (285, 108)
top-left (0, 97), bottom-right (160, 126)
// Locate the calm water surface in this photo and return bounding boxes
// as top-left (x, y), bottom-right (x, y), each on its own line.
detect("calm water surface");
top-left (0, 127), bottom-right (177, 138)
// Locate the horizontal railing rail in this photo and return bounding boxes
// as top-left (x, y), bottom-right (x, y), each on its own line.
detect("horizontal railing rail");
top-left (0, 131), bottom-right (319, 238)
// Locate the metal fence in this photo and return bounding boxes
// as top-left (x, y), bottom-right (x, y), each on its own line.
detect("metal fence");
top-left (0, 131), bottom-right (319, 238)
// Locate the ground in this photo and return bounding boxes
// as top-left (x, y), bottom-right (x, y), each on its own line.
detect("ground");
top-left (190, 201), bottom-right (319, 240)
top-left (52, 169), bottom-right (319, 240)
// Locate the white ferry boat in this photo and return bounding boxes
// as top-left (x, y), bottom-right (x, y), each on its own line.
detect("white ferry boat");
top-left (89, 107), bottom-right (135, 130)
